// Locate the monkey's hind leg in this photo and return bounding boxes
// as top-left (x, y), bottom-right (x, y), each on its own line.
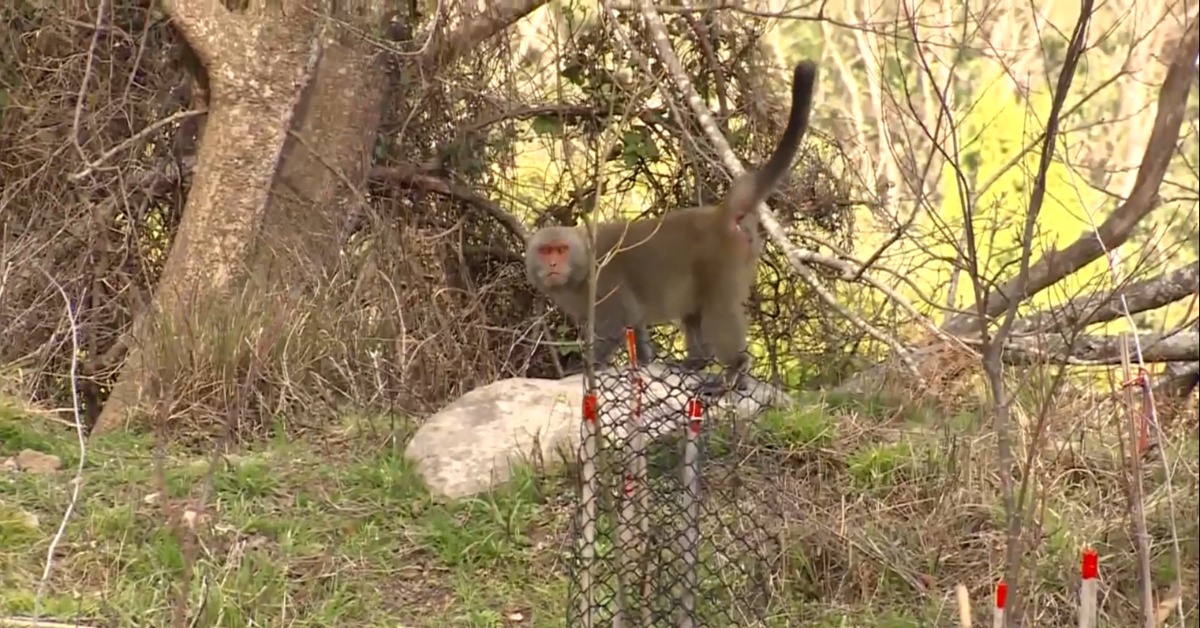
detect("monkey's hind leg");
top-left (676, 312), bottom-right (728, 396)
top-left (680, 312), bottom-right (714, 371)
top-left (694, 306), bottom-right (752, 397)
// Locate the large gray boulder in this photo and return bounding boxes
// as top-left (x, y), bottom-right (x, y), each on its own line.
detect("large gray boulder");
top-left (404, 364), bottom-right (791, 499)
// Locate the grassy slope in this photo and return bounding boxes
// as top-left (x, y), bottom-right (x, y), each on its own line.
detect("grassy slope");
top-left (1, 391), bottom-right (1196, 627)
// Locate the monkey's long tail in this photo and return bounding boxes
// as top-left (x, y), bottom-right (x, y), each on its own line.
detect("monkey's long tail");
top-left (724, 60), bottom-right (819, 220)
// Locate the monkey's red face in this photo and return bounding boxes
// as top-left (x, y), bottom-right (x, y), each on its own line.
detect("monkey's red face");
top-left (537, 241), bottom-right (572, 286)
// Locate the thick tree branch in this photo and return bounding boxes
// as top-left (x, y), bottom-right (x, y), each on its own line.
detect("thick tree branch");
top-left (162, 0), bottom-right (233, 64)
top-left (943, 17), bottom-right (1200, 335)
top-left (417, 0), bottom-right (550, 70)
top-left (1157, 362), bottom-right (1200, 398)
top-left (1011, 263), bottom-right (1199, 335)
top-left (1003, 331), bottom-right (1199, 365)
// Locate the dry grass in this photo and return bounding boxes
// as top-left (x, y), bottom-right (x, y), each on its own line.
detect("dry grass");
top-left (2, 380), bottom-right (1195, 627)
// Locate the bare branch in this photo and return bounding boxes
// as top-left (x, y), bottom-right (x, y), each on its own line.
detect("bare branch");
top-left (70, 109), bottom-right (207, 181)
top-left (1011, 263), bottom-right (1199, 334)
top-left (373, 164), bottom-right (529, 240)
top-left (32, 268), bottom-right (87, 626)
top-left (982, 5), bottom-right (1096, 624)
top-left (1004, 331), bottom-right (1199, 365)
top-left (944, 16), bottom-right (1200, 335)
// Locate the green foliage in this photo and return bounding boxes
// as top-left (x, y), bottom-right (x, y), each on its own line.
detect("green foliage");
top-left (620, 127), bottom-right (661, 167)
top-left (0, 501), bottom-right (41, 547)
top-left (530, 115), bottom-right (565, 137)
top-left (0, 413), bottom-right (59, 456)
top-left (757, 405), bottom-right (836, 449)
top-left (846, 441), bottom-right (914, 489)
top-left (1, 387), bottom-right (1195, 625)
top-left (0, 409), bottom-right (569, 626)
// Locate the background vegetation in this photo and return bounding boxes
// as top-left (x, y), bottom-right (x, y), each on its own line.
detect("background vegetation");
top-left (0, 0), bottom-right (1196, 625)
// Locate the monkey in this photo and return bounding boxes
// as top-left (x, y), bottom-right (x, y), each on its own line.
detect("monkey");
top-left (525, 60), bottom-right (819, 390)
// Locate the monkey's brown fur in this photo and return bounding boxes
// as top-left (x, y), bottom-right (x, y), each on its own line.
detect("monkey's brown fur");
top-left (526, 61), bottom-right (820, 384)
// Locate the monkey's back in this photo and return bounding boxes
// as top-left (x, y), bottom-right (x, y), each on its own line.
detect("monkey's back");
top-left (593, 205), bottom-right (752, 323)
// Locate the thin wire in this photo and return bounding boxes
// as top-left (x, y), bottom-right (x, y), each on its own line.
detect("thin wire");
top-left (1063, 157), bottom-right (1186, 627)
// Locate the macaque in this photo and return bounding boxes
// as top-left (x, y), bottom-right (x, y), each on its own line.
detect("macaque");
top-left (525, 61), bottom-right (820, 389)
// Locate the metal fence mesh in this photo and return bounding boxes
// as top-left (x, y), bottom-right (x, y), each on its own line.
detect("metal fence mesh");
top-left (566, 329), bottom-right (782, 627)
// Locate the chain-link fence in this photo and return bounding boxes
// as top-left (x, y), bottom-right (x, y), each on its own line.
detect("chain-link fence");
top-left (566, 328), bottom-right (782, 627)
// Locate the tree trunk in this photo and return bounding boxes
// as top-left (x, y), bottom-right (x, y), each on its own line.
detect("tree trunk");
top-left (91, 3), bottom-right (364, 435)
top-left (252, 0), bottom-right (554, 285)
top-left (93, 0), bottom-right (552, 435)
top-left (251, 33), bottom-right (388, 285)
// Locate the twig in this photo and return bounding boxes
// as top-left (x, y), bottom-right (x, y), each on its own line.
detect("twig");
top-left (32, 269), bottom-right (88, 626)
top-left (942, 16), bottom-right (1200, 334)
top-left (374, 164), bottom-right (529, 240)
top-left (69, 0), bottom-right (112, 167)
top-left (1063, 27), bottom-right (1191, 620)
top-left (978, 4), bottom-right (1096, 624)
top-left (414, 0), bottom-right (550, 69)
top-left (69, 109), bottom-right (207, 181)
top-left (0, 618), bottom-right (100, 628)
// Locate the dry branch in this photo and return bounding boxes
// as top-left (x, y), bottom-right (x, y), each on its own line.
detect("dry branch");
top-left (416, 0), bottom-right (551, 69)
top-left (978, 6), bottom-right (1095, 624)
top-left (373, 164), bottom-right (529, 239)
top-left (1011, 263), bottom-right (1199, 335)
top-left (1004, 331), bottom-right (1199, 365)
top-left (943, 17), bottom-right (1200, 335)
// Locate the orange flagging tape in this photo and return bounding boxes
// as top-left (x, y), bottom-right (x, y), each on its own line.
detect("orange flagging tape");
top-left (583, 392), bottom-right (598, 424)
top-left (686, 398), bottom-right (703, 434)
top-left (1081, 548), bottom-right (1098, 579)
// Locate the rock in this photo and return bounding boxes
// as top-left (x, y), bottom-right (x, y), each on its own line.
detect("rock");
top-left (14, 448), bottom-right (62, 474)
top-left (404, 364), bottom-right (792, 500)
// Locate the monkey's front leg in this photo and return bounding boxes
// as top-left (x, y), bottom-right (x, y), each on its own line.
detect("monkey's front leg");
top-left (694, 359), bottom-right (751, 398)
top-left (680, 312), bottom-right (713, 371)
top-left (585, 296), bottom-right (636, 370)
top-left (631, 325), bottom-right (656, 365)
top-left (589, 336), bottom-right (620, 369)
top-left (590, 326), bottom-right (656, 368)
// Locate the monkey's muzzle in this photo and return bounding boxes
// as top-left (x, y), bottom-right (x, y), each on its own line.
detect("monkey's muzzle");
top-left (540, 271), bottom-right (568, 287)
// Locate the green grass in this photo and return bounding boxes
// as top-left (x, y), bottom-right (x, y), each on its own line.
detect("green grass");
top-left (1, 392), bottom-right (1197, 627)
top-left (0, 407), bottom-right (575, 627)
